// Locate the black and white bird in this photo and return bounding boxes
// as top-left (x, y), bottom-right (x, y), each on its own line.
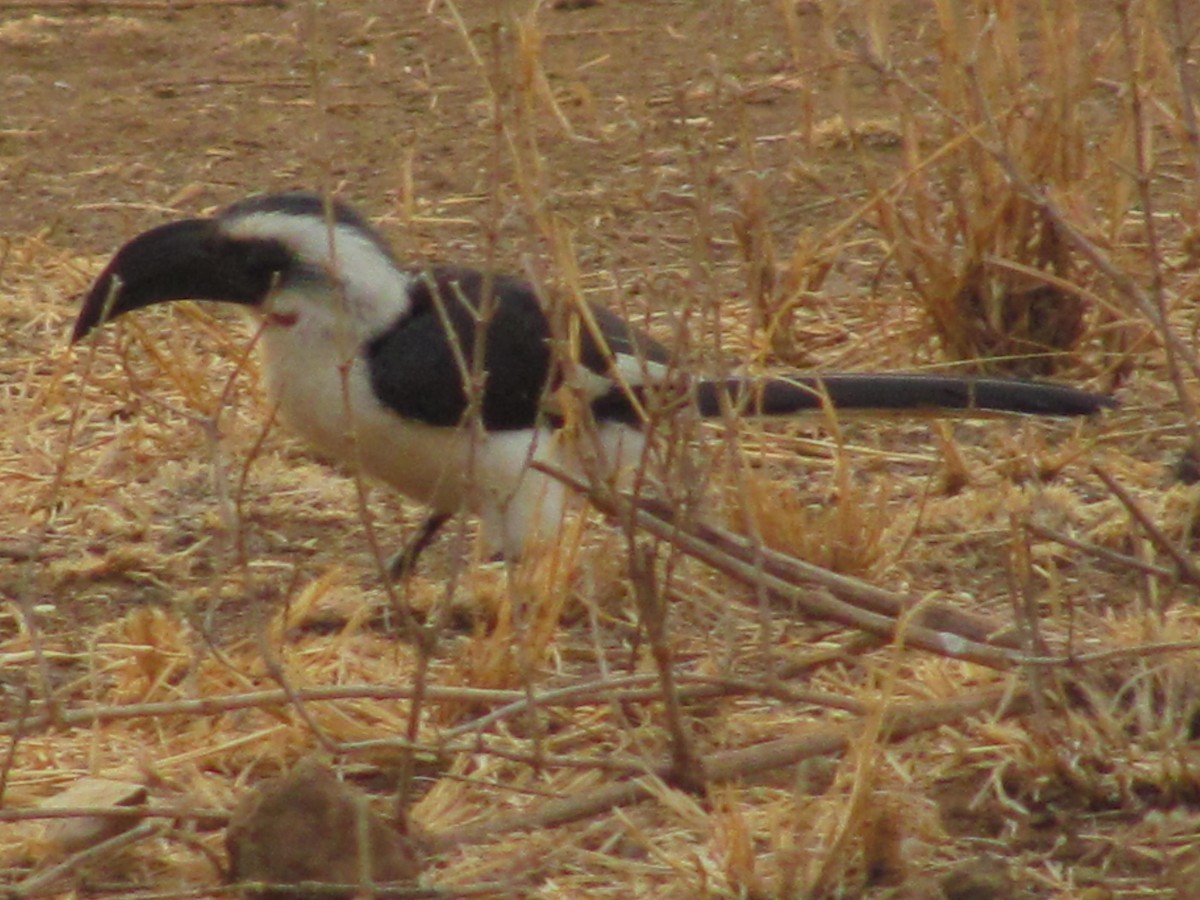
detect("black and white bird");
top-left (72, 192), bottom-right (1115, 573)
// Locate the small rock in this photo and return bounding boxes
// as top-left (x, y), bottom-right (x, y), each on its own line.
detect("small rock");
top-left (226, 759), bottom-right (420, 900)
top-left (1172, 442), bottom-right (1200, 484)
top-left (940, 855), bottom-right (1022, 900)
top-left (42, 777), bottom-right (147, 855)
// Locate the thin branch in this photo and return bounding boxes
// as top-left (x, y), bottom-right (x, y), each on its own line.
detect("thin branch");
top-left (1092, 463), bottom-right (1200, 585)
top-left (1025, 520), bottom-right (1187, 583)
top-left (0, 673), bottom-right (840, 739)
top-left (1113, 0), bottom-right (1200, 444)
top-left (12, 822), bottom-right (162, 897)
top-left (0, 805), bottom-right (226, 825)
top-left (0, 0), bottom-right (283, 9)
top-left (0, 683), bottom-right (518, 738)
top-left (1166, 0), bottom-right (1200, 213)
top-left (629, 543), bottom-right (706, 791)
top-left (535, 462), bottom-right (1023, 668)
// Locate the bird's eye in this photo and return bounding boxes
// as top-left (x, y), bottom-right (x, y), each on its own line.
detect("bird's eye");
top-left (237, 239), bottom-right (292, 283)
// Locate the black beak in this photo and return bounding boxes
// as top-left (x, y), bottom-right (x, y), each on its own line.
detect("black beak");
top-left (72, 218), bottom-right (288, 343)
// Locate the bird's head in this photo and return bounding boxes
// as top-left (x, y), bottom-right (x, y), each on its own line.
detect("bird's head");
top-left (72, 192), bottom-right (412, 344)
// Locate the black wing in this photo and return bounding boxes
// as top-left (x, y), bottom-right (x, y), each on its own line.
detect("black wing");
top-left (364, 267), bottom-right (669, 431)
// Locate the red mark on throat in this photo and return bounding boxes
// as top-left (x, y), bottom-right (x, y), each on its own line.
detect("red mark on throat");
top-left (265, 310), bottom-right (300, 328)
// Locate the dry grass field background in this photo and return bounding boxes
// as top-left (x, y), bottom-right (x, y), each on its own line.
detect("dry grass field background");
top-left (2, 0), bottom-right (1199, 897)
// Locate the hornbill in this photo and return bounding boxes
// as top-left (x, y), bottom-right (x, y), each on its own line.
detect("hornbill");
top-left (72, 192), bottom-right (1115, 573)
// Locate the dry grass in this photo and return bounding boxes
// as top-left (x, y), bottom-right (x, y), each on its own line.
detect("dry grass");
top-left (3, 0), bottom-right (1200, 897)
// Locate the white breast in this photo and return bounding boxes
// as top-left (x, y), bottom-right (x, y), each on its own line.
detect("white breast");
top-left (256, 306), bottom-right (470, 512)
top-left (254, 301), bottom-right (646, 558)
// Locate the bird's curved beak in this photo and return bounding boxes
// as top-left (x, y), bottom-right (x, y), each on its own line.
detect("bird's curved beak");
top-left (72, 218), bottom-right (276, 343)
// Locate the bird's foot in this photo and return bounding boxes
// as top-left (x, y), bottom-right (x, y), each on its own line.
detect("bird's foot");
top-left (387, 512), bottom-right (452, 580)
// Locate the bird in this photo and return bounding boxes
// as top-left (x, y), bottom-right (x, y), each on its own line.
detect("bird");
top-left (72, 191), bottom-right (1115, 575)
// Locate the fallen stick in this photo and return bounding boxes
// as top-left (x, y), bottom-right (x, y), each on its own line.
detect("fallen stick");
top-left (433, 684), bottom-right (1030, 848)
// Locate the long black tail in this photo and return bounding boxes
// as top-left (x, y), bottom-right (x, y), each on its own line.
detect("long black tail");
top-left (692, 373), bottom-right (1115, 418)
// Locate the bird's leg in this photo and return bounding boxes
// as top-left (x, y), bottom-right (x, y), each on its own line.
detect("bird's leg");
top-left (388, 511), bottom-right (452, 580)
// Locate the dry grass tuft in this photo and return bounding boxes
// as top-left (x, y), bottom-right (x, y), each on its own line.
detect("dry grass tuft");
top-left (865, 0), bottom-right (1135, 377)
top-left (728, 460), bottom-right (890, 577)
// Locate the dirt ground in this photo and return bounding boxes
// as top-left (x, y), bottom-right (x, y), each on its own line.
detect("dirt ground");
top-left (3, 1), bottom-right (1200, 898)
